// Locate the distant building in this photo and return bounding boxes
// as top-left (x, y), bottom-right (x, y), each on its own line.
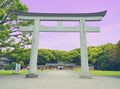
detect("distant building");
top-left (0, 57), bottom-right (11, 69)
top-left (38, 62), bottom-right (78, 70)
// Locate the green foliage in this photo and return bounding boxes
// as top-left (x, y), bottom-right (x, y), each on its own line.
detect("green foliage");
top-left (0, 0), bottom-right (28, 26)
top-left (108, 41), bottom-right (120, 70)
top-left (51, 50), bottom-right (66, 62)
top-left (37, 48), bottom-right (81, 65)
top-left (1, 40), bottom-right (120, 71)
top-left (5, 64), bottom-right (11, 70)
top-left (38, 49), bottom-right (56, 65)
top-left (9, 48), bottom-right (30, 65)
top-left (0, 0), bottom-right (32, 58)
top-left (19, 61), bottom-right (24, 68)
top-left (0, 29), bottom-right (10, 41)
top-left (88, 46), bottom-right (103, 65)
top-left (10, 62), bottom-right (16, 70)
top-left (94, 43), bottom-right (120, 70)
top-left (0, 8), bottom-right (5, 20)
top-left (67, 48), bottom-right (81, 65)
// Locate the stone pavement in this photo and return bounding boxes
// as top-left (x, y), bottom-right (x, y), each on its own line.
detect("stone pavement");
top-left (0, 70), bottom-right (120, 89)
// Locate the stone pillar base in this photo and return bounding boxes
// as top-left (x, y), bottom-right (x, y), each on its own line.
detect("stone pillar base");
top-left (79, 74), bottom-right (92, 79)
top-left (26, 73), bottom-right (38, 78)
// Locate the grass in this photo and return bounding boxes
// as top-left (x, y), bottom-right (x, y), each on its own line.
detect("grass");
top-left (0, 69), bottom-right (120, 77)
top-left (0, 70), bottom-right (42, 75)
top-left (90, 70), bottom-right (120, 76)
top-left (0, 70), bottom-right (15, 75)
top-left (73, 68), bottom-right (120, 76)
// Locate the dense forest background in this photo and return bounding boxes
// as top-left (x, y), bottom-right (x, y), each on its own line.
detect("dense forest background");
top-left (1, 41), bottom-right (120, 71)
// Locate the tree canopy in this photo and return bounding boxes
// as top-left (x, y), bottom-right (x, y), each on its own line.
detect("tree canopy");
top-left (0, 0), bottom-right (32, 57)
top-left (1, 41), bottom-right (120, 70)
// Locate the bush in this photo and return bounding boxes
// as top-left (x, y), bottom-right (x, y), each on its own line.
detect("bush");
top-left (19, 61), bottom-right (24, 69)
top-left (5, 64), bottom-right (11, 70)
top-left (10, 62), bottom-right (16, 70)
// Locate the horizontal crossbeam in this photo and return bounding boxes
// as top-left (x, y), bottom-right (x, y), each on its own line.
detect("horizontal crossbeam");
top-left (19, 25), bottom-right (100, 32)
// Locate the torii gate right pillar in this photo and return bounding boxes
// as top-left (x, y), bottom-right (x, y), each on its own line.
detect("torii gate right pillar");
top-left (79, 19), bottom-right (91, 78)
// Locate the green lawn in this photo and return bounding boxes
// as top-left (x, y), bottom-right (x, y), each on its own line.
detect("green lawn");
top-left (90, 70), bottom-right (120, 76)
top-left (73, 68), bottom-right (120, 76)
top-left (0, 70), bottom-right (120, 76)
top-left (0, 70), bottom-right (42, 75)
top-left (0, 70), bottom-right (15, 75)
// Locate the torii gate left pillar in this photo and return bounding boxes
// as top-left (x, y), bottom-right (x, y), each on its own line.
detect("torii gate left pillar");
top-left (15, 10), bottom-right (106, 78)
top-left (26, 19), bottom-right (40, 78)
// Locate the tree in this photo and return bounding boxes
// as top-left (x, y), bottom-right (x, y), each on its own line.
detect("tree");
top-left (0, 0), bottom-right (28, 37)
top-left (38, 49), bottom-right (55, 65)
top-left (10, 62), bottom-right (16, 70)
top-left (0, 0), bottom-right (32, 57)
top-left (94, 43), bottom-right (118, 70)
top-left (19, 61), bottom-right (24, 69)
top-left (50, 50), bottom-right (64, 62)
top-left (107, 41), bottom-right (120, 70)
top-left (67, 48), bottom-right (81, 65)
top-left (5, 64), bottom-right (10, 70)
top-left (88, 46), bottom-right (103, 65)
top-left (7, 48), bottom-right (30, 65)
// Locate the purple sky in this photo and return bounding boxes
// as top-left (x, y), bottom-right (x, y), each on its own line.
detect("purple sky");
top-left (21, 0), bottom-right (120, 51)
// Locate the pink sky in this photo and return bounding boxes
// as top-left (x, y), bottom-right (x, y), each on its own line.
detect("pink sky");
top-left (21, 0), bottom-right (120, 51)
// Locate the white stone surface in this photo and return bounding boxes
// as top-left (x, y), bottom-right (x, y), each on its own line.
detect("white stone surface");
top-left (80, 19), bottom-right (89, 74)
top-left (19, 25), bottom-right (99, 32)
top-left (29, 19), bottom-right (40, 74)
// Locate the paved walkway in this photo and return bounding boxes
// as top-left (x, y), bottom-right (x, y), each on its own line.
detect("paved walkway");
top-left (0, 70), bottom-right (120, 89)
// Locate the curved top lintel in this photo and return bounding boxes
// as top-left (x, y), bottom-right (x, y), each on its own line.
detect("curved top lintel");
top-left (13, 10), bottom-right (107, 17)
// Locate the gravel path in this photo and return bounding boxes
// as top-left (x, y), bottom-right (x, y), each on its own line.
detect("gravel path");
top-left (0, 70), bottom-right (120, 89)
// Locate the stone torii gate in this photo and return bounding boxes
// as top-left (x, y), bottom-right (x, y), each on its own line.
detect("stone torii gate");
top-left (14, 10), bottom-right (106, 78)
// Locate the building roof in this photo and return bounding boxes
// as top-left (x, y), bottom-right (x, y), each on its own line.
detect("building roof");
top-left (0, 57), bottom-right (11, 61)
top-left (13, 10), bottom-right (107, 17)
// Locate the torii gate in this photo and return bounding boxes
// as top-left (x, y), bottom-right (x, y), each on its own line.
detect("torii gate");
top-left (14, 11), bottom-right (106, 78)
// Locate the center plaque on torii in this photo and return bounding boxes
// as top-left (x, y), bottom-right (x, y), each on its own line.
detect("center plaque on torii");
top-left (14, 10), bottom-right (106, 78)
